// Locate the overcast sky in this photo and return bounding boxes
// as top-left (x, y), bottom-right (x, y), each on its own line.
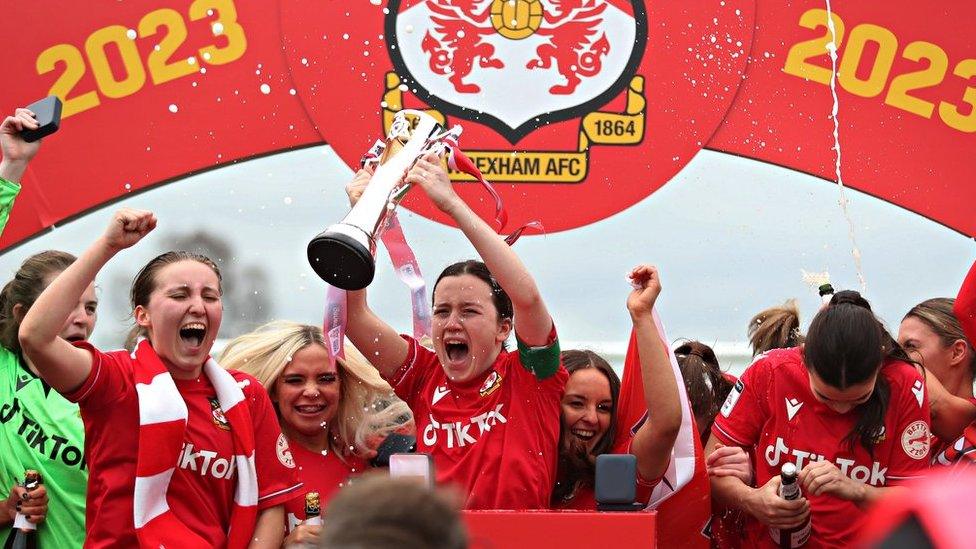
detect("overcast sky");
top-left (1, 146), bottom-right (972, 359)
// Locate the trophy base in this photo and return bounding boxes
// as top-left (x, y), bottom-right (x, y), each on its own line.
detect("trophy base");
top-left (307, 229), bottom-right (375, 290)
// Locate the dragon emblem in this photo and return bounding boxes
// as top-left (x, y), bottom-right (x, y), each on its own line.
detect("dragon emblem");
top-left (422, 0), bottom-right (611, 95)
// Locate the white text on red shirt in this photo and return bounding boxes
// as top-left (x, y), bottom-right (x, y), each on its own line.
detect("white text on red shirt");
top-left (421, 404), bottom-right (508, 449)
top-left (764, 436), bottom-right (887, 485)
top-left (178, 442), bottom-right (236, 480)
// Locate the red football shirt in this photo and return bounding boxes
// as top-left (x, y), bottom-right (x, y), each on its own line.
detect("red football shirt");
top-left (612, 329), bottom-right (712, 548)
top-left (284, 441), bottom-right (367, 531)
top-left (955, 259), bottom-right (976, 344)
top-left (65, 343), bottom-right (303, 548)
top-left (387, 334), bottom-right (567, 510)
top-left (934, 260), bottom-right (976, 467)
top-left (712, 348), bottom-right (931, 548)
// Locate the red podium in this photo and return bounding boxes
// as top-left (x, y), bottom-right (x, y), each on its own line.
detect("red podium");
top-left (463, 510), bottom-right (657, 548)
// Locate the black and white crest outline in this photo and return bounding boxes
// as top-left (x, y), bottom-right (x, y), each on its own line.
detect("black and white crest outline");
top-left (385, 0), bottom-right (648, 143)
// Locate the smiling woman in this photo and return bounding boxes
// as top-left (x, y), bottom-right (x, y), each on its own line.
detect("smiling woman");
top-left (218, 320), bottom-right (413, 546)
top-left (17, 208), bottom-right (303, 549)
top-left (552, 264), bottom-right (681, 510)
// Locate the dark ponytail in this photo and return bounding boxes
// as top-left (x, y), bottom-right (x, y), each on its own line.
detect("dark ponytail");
top-left (805, 290), bottom-right (909, 455)
top-left (675, 341), bottom-right (734, 444)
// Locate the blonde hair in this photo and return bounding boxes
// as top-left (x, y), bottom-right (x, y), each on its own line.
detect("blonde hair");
top-left (218, 320), bottom-right (413, 458)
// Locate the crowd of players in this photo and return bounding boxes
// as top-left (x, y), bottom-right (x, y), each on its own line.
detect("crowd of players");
top-left (0, 104), bottom-right (974, 548)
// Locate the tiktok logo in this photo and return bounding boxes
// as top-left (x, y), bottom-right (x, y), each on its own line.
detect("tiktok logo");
top-left (763, 437), bottom-right (887, 485)
top-left (421, 404), bottom-right (508, 449)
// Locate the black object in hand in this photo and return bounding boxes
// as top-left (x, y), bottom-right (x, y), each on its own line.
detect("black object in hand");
top-left (371, 433), bottom-right (417, 467)
top-left (20, 96), bottom-right (62, 143)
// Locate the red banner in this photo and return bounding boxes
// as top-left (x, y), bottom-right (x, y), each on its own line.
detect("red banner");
top-left (0, 0), bottom-right (972, 252)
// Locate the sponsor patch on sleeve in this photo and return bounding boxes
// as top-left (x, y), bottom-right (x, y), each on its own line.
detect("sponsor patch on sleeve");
top-left (900, 420), bottom-right (930, 460)
top-left (720, 380), bottom-right (745, 418)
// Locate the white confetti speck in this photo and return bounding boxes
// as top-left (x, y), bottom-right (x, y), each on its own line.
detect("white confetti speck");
top-left (212, 22), bottom-right (224, 35)
top-left (260, 84), bottom-right (271, 94)
top-left (283, 197), bottom-right (293, 205)
top-left (126, 29), bottom-right (137, 40)
top-left (168, 104), bottom-right (178, 113)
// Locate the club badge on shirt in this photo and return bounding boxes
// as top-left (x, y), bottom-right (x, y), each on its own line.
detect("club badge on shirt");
top-left (479, 371), bottom-right (503, 398)
top-left (277, 434), bottom-right (296, 468)
top-left (901, 421), bottom-right (930, 460)
top-left (209, 397), bottom-right (230, 431)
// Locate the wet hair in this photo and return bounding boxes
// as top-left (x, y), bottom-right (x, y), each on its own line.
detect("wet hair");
top-left (433, 260), bottom-right (513, 350)
top-left (219, 321), bottom-right (413, 459)
top-left (674, 341), bottom-right (734, 445)
top-left (126, 251), bottom-right (222, 343)
top-left (322, 474), bottom-right (467, 549)
top-left (903, 297), bottom-right (976, 380)
top-left (747, 299), bottom-right (804, 356)
top-left (805, 290), bottom-right (915, 454)
top-left (0, 250), bottom-right (76, 353)
top-left (552, 349), bottom-right (620, 504)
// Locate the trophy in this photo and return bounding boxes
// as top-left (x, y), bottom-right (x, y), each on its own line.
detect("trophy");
top-left (307, 110), bottom-right (457, 290)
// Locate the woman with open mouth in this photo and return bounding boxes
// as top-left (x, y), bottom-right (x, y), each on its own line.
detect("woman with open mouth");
top-left (0, 250), bottom-right (97, 548)
top-left (552, 264), bottom-right (682, 510)
top-left (218, 320), bottom-right (413, 547)
top-left (344, 152), bottom-right (568, 510)
top-left (19, 208), bottom-right (303, 548)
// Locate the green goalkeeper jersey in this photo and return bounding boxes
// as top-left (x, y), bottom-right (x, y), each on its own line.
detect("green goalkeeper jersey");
top-left (0, 177), bottom-right (20, 237)
top-left (0, 345), bottom-right (86, 548)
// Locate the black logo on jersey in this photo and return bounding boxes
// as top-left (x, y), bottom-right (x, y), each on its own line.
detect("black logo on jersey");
top-left (15, 374), bottom-right (32, 392)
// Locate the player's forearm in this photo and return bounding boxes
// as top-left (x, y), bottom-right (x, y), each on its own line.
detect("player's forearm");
top-left (0, 159), bottom-right (28, 184)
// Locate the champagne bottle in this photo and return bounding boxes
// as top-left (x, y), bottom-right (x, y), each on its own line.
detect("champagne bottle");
top-left (818, 283), bottom-right (835, 305)
top-left (304, 492), bottom-right (321, 527)
top-left (285, 492), bottom-right (322, 549)
top-left (4, 470), bottom-right (40, 549)
top-left (770, 463), bottom-right (811, 548)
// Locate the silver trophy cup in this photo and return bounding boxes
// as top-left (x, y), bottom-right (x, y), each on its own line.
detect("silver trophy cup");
top-left (307, 111), bottom-right (447, 290)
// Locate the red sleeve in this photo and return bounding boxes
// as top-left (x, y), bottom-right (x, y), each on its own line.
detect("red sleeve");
top-left (884, 363), bottom-right (933, 484)
top-left (62, 342), bottom-right (131, 409)
top-left (234, 372), bottom-right (303, 509)
top-left (955, 259), bottom-right (976, 344)
top-left (711, 357), bottom-right (772, 447)
top-left (384, 335), bottom-right (437, 407)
